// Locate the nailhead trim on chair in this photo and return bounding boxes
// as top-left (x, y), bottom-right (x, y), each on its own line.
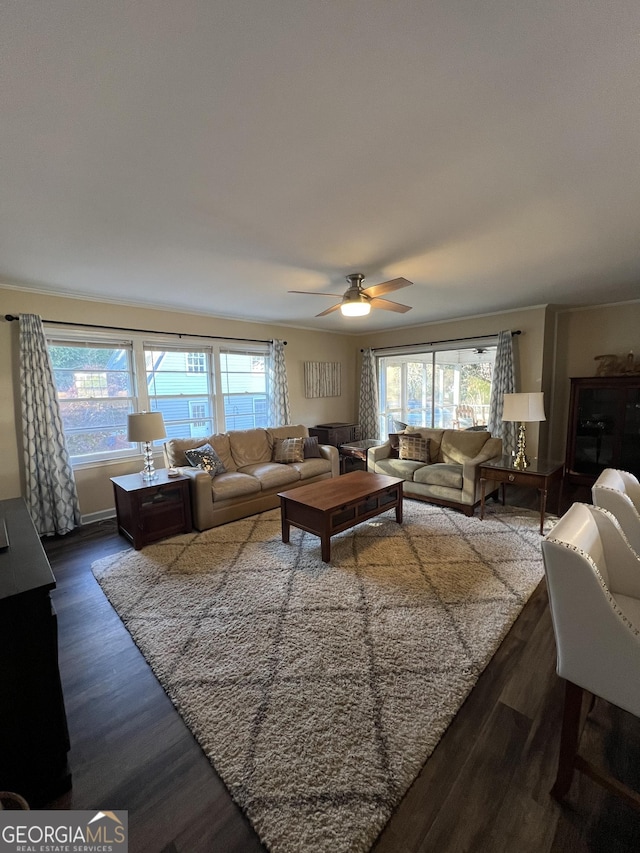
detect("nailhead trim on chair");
top-left (545, 535), bottom-right (640, 639)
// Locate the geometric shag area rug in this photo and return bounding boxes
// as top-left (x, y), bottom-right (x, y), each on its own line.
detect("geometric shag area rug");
top-left (92, 499), bottom-right (552, 853)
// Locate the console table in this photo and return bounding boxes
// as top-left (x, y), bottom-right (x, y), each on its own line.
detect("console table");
top-left (0, 498), bottom-right (71, 805)
top-left (308, 423), bottom-right (360, 447)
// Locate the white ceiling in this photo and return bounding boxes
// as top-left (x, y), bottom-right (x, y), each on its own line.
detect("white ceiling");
top-left (2, 1), bottom-right (639, 332)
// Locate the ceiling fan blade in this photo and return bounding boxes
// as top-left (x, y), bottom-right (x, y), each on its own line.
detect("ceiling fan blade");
top-left (368, 297), bottom-right (412, 313)
top-left (315, 303), bottom-right (343, 317)
top-left (288, 290), bottom-right (343, 297)
top-left (361, 277), bottom-right (413, 299)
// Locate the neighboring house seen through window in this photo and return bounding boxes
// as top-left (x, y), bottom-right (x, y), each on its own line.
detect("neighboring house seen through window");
top-left (48, 339), bottom-right (136, 463)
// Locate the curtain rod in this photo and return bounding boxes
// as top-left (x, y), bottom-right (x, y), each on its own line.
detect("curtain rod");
top-left (3, 315), bottom-right (285, 346)
top-left (361, 330), bottom-right (521, 353)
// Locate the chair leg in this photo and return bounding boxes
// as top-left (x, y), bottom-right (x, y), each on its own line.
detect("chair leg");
top-left (551, 679), bottom-right (583, 801)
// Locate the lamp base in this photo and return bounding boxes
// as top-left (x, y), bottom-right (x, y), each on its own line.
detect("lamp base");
top-left (512, 450), bottom-right (530, 469)
top-left (512, 423), bottom-right (529, 469)
top-left (140, 441), bottom-right (158, 481)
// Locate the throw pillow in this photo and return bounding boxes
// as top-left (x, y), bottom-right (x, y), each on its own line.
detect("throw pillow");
top-left (184, 443), bottom-right (227, 476)
top-left (302, 435), bottom-right (322, 458)
top-left (273, 437), bottom-right (305, 463)
top-left (398, 434), bottom-right (430, 463)
top-left (387, 433), bottom-right (402, 458)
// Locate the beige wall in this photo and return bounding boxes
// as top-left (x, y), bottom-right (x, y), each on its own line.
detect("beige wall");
top-left (357, 304), bottom-right (549, 455)
top-left (0, 285), bottom-right (359, 515)
top-left (3, 282), bottom-right (637, 521)
top-left (549, 300), bottom-right (640, 460)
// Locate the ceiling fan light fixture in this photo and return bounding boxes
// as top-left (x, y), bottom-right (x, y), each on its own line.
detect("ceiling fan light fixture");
top-left (340, 284), bottom-right (371, 316)
top-left (340, 299), bottom-right (371, 317)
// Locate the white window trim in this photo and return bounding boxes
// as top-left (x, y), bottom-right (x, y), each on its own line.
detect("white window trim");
top-left (45, 326), bottom-right (271, 467)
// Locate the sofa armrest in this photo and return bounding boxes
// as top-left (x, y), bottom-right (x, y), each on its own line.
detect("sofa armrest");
top-left (318, 444), bottom-right (340, 478)
top-left (368, 443), bottom-right (392, 467)
top-left (178, 467), bottom-right (214, 531)
top-left (461, 438), bottom-right (504, 502)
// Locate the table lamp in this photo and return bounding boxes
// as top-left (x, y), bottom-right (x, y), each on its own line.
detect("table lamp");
top-left (502, 392), bottom-right (545, 469)
top-left (127, 411), bottom-right (167, 481)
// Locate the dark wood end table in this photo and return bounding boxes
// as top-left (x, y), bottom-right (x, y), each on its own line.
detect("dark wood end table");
top-left (479, 455), bottom-right (564, 534)
top-left (279, 470), bottom-right (403, 562)
top-left (338, 439), bottom-right (386, 473)
top-left (111, 469), bottom-right (192, 549)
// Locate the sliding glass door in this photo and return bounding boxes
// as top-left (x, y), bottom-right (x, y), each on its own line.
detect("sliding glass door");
top-left (378, 345), bottom-right (496, 436)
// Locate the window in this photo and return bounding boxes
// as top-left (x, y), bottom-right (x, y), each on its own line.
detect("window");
top-left (48, 340), bottom-right (136, 463)
top-left (220, 349), bottom-right (268, 431)
top-left (47, 332), bottom-right (273, 465)
top-left (145, 346), bottom-right (214, 440)
top-left (378, 345), bottom-right (496, 436)
top-left (187, 352), bottom-right (206, 373)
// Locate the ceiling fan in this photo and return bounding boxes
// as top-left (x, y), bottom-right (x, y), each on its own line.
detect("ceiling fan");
top-left (289, 273), bottom-right (413, 317)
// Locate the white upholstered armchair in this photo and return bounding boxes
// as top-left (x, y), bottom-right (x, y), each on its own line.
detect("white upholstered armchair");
top-left (592, 468), bottom-right (640, 555)
top-left (541, 502), bottom-right (640, 807)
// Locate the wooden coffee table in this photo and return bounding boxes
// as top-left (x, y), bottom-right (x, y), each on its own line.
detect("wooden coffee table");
top-left (278, 471), bottom-right (404, 562)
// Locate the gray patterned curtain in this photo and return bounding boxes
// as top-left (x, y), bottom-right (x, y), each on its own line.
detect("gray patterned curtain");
top-left (18, 314), bottom-right (81, 535)
top-left (358, 348), bottom-right (380, 439)
top-left (268, 339), bottom-right (291, 426)
top-left (488, 329), bottom-right (518, 453)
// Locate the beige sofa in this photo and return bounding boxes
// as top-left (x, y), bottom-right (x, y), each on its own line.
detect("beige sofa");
top-left (368, 427), bottom-right (502, 516)
top-left (163, 424), bottom-right (339, 530)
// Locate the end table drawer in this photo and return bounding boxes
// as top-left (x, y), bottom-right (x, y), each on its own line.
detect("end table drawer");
top-left (487, 468), bottom-right (547, 490)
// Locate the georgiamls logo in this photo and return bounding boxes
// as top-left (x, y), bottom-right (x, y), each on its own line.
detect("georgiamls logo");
top-left (88, 812), bottom-right (123, 827)
top-left (85, 811), bottom-right (126, 843)
top-left (0, 808), bottom-right (128, 851)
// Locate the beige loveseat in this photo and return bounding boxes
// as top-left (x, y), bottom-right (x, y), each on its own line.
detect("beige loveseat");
top-left (368, 427), bottom-right (502, 516)
top-left (163, 425), bottom-right (339, 530)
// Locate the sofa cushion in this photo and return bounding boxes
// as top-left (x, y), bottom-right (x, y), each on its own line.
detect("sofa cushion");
top-left (413, 463), bottom-right (463, 489)
top-left (239, 462), bottom-right (300, 489)
top-left (272, 437), bottom-right (305, 463)
top-left (399, 434), bottom-right (430, 463)
top-left (374, 457), bottom-right (426, 480)
top-left (228, 428), bottom-right (272, 467)
top-left (184, 443), bottom-right (226, 476)
top-left (441, 430), bottom-right (490, 464)
top-left (289, 458), bottom-right (332, 480)
top-left (211, 471), bottom-right (262, 501)
top-left (165, 433), bottom-right (236, 471)
top-left (403, 428), bottom-right (445, 461)
top-left (267, 424), bottom-right (309, 444)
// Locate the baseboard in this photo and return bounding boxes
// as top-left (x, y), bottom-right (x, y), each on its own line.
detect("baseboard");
top-left (81, 508), bottom-right (117, 526)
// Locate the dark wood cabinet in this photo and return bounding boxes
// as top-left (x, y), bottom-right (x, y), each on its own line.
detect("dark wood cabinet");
top-left (0, 498), bottom-right (71, 806)
top-left (111, 470), bottom-right (192, 549)
top-left (565, 376), bottom-right (640, 486)
top-left (308, 423), bottom-right (360, 446)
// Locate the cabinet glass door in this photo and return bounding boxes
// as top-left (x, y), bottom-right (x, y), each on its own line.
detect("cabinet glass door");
top-left (574, 388), bottom-right (619, 476)
top-left (621, 388), bottom-right (640, 476)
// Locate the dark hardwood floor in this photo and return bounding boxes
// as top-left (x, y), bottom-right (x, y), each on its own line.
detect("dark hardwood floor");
top-left (42, 484), bottom-right (640, 852)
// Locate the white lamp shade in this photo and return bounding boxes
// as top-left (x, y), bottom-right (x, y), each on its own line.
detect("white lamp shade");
top-left (502, 392), bottom-right (546, 423)
top-left (127, 411), bottom-right (167, 442)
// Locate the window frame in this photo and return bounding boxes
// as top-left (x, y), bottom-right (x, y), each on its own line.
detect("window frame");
top-left (376, 338), bottom-right (498, 436)
top-left (47, 334), bottom-right (138, 466)
top-left (45, 326), bottom-right (271, 468)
